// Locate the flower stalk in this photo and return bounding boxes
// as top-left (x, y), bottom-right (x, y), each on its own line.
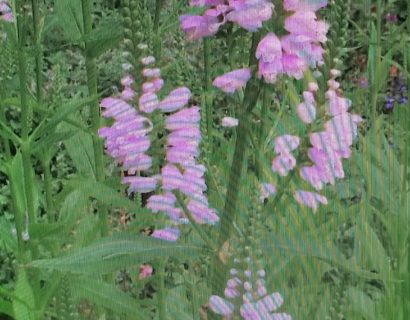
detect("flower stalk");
top-left (81, 0), bottom-right (108, 235)
top-left (16, 3), bottom-right (36, 229)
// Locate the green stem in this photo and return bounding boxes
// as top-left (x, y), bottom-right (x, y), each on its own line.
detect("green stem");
top-left (209, 34), bottom-right (261, 300)
top-left (371, 0), bottom-right (382, 124)
top-left (217, 33), bottom-right (261, 248)
top-left (8, 173), bottom-right (28, 261)
top-left (16, 5), bottom-right (36, 227)
top-left (175, 192), bottom-right (218, 252)
top-left (0, 92), bottom-right (11, 160)
top-left (157, 259), bottom-right (167, 320)
top-left (257, 84), bottom-right (269, 179)
top-left (153, 0), bottom-right (164, 59)
top-left (31, 0), bottom-right (43, 104)
top-left (203, 38), bottom-right (213, 154)
top-left (42, 157), bottom-right (54, 222)
top-left (81, 0), bottom-right (108, 235)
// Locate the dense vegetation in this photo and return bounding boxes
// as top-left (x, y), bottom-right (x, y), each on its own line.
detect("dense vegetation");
top-left (0, 0), bottom-right (409, 319)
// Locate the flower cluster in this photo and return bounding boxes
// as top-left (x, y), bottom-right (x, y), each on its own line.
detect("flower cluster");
top-left (269, 70), bottom-right (362, 212)
top-left (256, 1), bottom-right (328, 83)
top-left (180, 0), bottom-right (274, 41)
top-left (209, 261), bottom-right (291, 319)
top-left (385, 75), bottom-right (408, 110)
top-left (99, 54), bottom-right (219, 241)
top-left (0, 0), bottom-right (13, 22)
top-left (181, 1), bottom-right (329, 93)
top-left (295, 69), bottom-right (362, 210)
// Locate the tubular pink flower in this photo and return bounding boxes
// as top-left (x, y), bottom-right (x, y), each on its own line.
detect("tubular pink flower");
top-left (142, 68), bottom-right (161, 78)
top-left (187, 198), bottom-right (220, 224)
top-left (297, 91), bottom-right (317, 123)
top-left (222, 116), bottom-right (239, 127)
top-left (283, 0), bottom-right (328, 12)
top-left (259, 183), bottom-right (276, 202)
top-left (209, 296), bottom-right (235, 316)
top-left (213, 68), bottom-right (251, 93)
top-left (179, 13), bottom-right (222, 41)
top-left (326, 89), bottom-right (352, 116)
top-left (271, 154), bottom-right (297, 176)
top-left (0, 1), bottom-right (13, 22)
top-left (226, 0), bottom-right (274, 31)
top-left (120, 87), bottom-right (136, 101)
top-left (139, 92), bottom-right (159, 113)
top-left (151, 227), bottom-right (181, 242)
top-left (165, 106), bottom-right (201, 130)
top-left (139, 264), bottom-right (153, 279)
top-left (190, 0), bottom-right (225, 6)
top-left (274, 135), bottom-right (300, 156)
top-left (122, 176), bottom-right (157, 193)
top-left (256, 33), bottom-right (282, 62)
top-left (281, 53), bottom-right (307, 79)
top-left (142, 78), bottom-right (164, 93)
top-left (159, 87), bottom-right (192, 112)
top-left (294, 190), bottom-right (328, 212)
top-left (140, 56), bottom-right (156, 65)
top-left (284, 11), bottom-right (329, 43)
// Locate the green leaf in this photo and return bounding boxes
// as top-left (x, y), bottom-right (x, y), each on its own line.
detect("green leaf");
top-left (62, 127), bottom-right (96, 178)
top-left (70, 277), bottom-right (151, 319)
top-left (0, 298), bottom-right (13, 318)
top-left (345, 287), bottom-right (377, 320)
top-left (31, 95), bottom-right (97, 143)
top-left (353, 217), bottom-right (390, 281)
top-left (13, 269), bottom-right (35, 320)
top-left (54, 0), bottom-right (84, 42)
top-left (31, 130), bottom-right (77, 154)
top-left (85, 16), bottom-right (123, 58)
top-left (0, 217), bottom-right (18, 252)
top-left (74, 178), bottom-right (151, 214)
top-left (30, 233), bottom-right (206, 274)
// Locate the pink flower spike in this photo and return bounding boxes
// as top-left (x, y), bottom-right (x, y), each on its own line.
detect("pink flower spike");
top-left (294, 190), bottom-right (328, 212)
top-left (151, 227), bottom-right (180, 242)
top-left (213, 68), bottom-right (251, 93)
top-left (159, 87), bottom-right (192, 112)
top-left (221, 116), bottom-right (239, 127)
